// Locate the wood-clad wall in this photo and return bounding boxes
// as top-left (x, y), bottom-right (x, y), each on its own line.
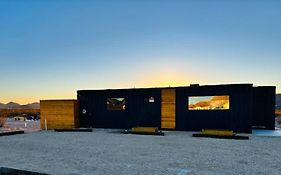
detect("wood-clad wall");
top-left (40, 100), bottom-right (79, 130)
top-left (161, 89), bottom-right (176, 129)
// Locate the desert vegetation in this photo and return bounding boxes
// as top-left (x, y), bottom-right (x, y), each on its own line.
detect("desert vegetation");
top-left (0, 110), bottom-right (7, 127)
top-left (0, 109), bottom-right (40, 127)
top-left (0, 117), bottom-right (6, 127)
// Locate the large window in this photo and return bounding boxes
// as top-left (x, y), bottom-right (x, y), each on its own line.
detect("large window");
top-left (107, 98), bottom-right (126, 111)
top-left (188, 95), bottom-right (229, 110)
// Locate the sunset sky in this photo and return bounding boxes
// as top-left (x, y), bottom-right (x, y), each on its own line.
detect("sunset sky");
top-left (0, 0), bottom-right (280, 104)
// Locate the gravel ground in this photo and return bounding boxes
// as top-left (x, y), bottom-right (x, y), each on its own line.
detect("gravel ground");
top-left (0, 129), bottom-right (281, 175)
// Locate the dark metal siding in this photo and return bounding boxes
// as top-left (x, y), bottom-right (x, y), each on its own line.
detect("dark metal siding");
top-left (78, 89), bottom-right (161, 129)
top-left (175, 84), bottom-right (253, 133)
top-left (77, 84), bottom-right (275, 133)
top-left (253, 86), bottom-right (276, 130)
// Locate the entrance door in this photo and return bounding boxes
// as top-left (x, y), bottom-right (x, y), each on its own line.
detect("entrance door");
top-left (161, 89), bottom-right (176, 129)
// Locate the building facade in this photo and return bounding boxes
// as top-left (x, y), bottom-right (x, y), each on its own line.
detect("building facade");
top-left (77, 84), bottom-right (276, 133)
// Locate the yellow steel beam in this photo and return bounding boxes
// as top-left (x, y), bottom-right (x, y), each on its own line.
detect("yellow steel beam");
top-left (131, 127), bottom-right (158, 133)
top-left (202, 129), bottom-right (234, 136)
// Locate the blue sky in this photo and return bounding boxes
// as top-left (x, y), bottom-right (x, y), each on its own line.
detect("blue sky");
top-left (0, 0), bottom-right (280, 104)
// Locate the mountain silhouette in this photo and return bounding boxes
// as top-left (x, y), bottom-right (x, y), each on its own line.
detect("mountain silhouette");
top-left (20, 102), bottom-right (40, 109)
top-left (0, 102), bottom-right (40, 109)
top-left (6, 102), bottom-right (21, 109)
top-left (0, 103), bottom-right (6, 109)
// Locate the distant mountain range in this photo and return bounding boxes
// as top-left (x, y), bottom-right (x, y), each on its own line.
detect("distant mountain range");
top-left (277, 94), bottom-right (281, 109)
top-left (0, 102), bottom-right (40, 109)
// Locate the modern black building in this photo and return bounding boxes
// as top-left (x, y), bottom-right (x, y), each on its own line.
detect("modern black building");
top-left (77, 84), bottom-right (276, 133)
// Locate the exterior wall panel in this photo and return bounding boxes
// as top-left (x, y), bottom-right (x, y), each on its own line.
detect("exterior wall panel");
top-left (40, 100), bottom-right (78, 130)
top-left (161, 89), bottom-right (176, 129)
top-left (253, 86), bottom-right (276, 129)
top-left (78, 89), bottom-right (161, 129)
top-left (175, 84), bottom-right (253, 133)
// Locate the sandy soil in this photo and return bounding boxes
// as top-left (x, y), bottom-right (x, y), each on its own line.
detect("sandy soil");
top-left (0, 129), bottom-right (280, 175)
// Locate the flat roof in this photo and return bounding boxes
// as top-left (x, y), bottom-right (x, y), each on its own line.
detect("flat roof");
top-left (40, 99), bottom-right (77, 102)
top-left (77, 83), bottom-right (255, 92)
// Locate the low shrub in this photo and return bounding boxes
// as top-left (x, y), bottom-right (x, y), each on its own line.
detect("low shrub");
top-left (277, 116), bottom-right (281, 124)
top-left (0, 117), bottom-right (7, 127)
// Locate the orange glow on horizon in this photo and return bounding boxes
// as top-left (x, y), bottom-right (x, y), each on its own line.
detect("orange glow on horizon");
top-left (1, 76), bottom-right (280, 105)
top-left (0, 91), bottom-right (76, 105)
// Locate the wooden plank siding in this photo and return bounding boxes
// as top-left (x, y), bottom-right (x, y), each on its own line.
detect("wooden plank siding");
top-left (161, 89), bottom-right (176, 129)
top-left (40, 100), bottom-right (79, 130)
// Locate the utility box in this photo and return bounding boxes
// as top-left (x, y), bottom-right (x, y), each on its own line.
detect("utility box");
top-left (40, 100), bottom-right (79, 130)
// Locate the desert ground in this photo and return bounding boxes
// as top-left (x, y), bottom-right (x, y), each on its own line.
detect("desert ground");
top-left (0, 129), bottom-right (281, 175)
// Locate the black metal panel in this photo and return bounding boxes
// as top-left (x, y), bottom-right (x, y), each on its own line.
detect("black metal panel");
top-left (175, 84), bottom-right (253, 133)
top-left (253, 86), bottom-right (276, 130)
top-left (78, 88), bottom-right (161, 129)
top-left (77, 84), bottom-right (275, 133)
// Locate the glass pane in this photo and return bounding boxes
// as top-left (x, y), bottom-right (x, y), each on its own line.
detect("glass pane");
top-left (107, 98), bottom-right (126, 110)
top-left (188, 96), bottom-right (229, 110)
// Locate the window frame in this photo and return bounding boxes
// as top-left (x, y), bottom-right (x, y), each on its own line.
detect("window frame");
top-left (106, 97), bottom-right (126, 111)
top-left (188, 95), bottom-right (230, 111)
